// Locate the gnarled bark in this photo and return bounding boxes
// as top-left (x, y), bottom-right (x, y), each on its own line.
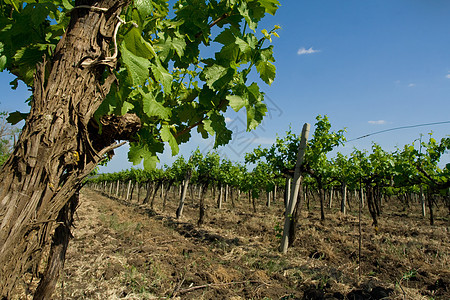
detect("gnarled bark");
top-left (33, 192), bottom-right (78, 300)
top-left (0, 1), bottom-right (135, 297)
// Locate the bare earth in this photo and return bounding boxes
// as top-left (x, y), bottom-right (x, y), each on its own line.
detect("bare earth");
top-left (38, 188), bottom-right (450, 299)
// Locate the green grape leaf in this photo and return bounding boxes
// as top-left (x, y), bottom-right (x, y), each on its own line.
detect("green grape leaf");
top-left (247, 102), bottom-right (267, 130)
top-left (258, 0), bottom-right (280, 15)
top-left (226, 95), bottom-right (247, 112)
top-left (216, 42), bottom-right (240, 63)
top-left (141, 91), bottom-right (171, 119)
top-left (202, 118), bottom-right (215, 136)
top-left (150, 63), bottom-right (173, 95)
top-left (161, 124), bottom-right (179, 156)
top-left (128, 143), bottom-right (159, 170)
top-left (7, 111), bottom-right (28, 125)
top-left (120, 101), bottom-right (134, 115)
top-left (256, 60), bottom-right (276, 85)
top-left (203, 64), bottom-right (234, 91)
top-left (260, 45), bottom-right (275, 62)
top-left (134, 0), bottom-right (153, 18)
top-left (171, 36), bottom-right (186, 58)
top-left (214, 28), bottom-right (236, 45)
top-left (175, 103), bottom-right (196, 122)
top-left (123, 27), bottom-right (155, 59)
top-left (235, 37), bottom-right (252, 54)
top-left (120, 42), bottom-right (151, 86)
top-left (0, 55), bottom-right (7, 71)
top-left (62, 0), bottom-right (74, 10)
top-left (210, 112), bottom-right (232, 147)
top-left (237, 2), bottom-right (257, 31)
top-left (247, 82), bottom-right (261, 103)
top-left (12, 45), bottom-right (49, 86)
top-left (197, 123), bottom-right (210, 139)
top-left (26, 2), bottom-right (57, 26)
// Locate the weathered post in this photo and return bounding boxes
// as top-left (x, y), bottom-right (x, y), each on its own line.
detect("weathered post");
top-left (280, 123), bottom-right (310, 254)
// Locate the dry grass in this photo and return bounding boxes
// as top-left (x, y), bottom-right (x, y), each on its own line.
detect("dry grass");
top-left (13, 187), bottom-right (449, 299)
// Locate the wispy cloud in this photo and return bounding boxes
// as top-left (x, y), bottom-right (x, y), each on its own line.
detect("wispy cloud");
top-left (297, 47), bottom-right (320, 55)
top-left (368, 120), bottom-right (387, 125)
top-left (446, 74), bottom-right (450, 79)
top-left (408, 83), bottom-right (416, 87)
top-left (225, 117), bottom-right (233, 123)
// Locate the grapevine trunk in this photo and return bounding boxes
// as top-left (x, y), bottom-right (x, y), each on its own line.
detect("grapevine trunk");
top-left (0, 1), bottom-right (133, 297)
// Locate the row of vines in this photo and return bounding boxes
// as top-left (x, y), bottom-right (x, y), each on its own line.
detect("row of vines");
top-left (87, 115), bottom-right (450, 251)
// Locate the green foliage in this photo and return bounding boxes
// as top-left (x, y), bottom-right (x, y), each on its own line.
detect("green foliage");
top-left (0, 0), bottom-right (281, 170)
top-left (0, 0), bottom-right (70, 86)
top-left (90, 116), bottom-right (449, 208)
top-left (246, 115), bottom-right (347, 191)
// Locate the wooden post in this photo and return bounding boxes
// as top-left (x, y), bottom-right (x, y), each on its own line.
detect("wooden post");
top-left (328, 189), bottom-right (333, 208)
top-left (284, 177), bottom-right (291, 209)
top-left (115, 180), bottom-right (120, 197)
top-left (420, 185), bottom-right (426, 217)
top-left (126, 180), bottom-right (132, 201)
top-left (341, 182), bottom-right (347, 214)
top-left (280, 123), bottom-right (310, 253)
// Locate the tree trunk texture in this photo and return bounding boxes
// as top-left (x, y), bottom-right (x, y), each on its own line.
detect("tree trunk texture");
top-left (420, 186), bottom-right (426, 217)
top-left (374, 185), bottom-right (382, 216)
top-left (328, 189), bottom-right (333, 208)
top-left (197, 182), bottom-right (208, 227)
top-left (251, 192), bottom-right (257, 213)
top-left (136, 182), bottom-right (140, 203)
top-left (366, 185), bottom-right (378, 226)
top-left (33, 192), bottom-right (78, 300)
top-left (150, 181), bottom-right (161, 210)
top-left (319, 188), bottom-right (326, 221)
top-left (143, 181), bottom-right (154, 204)
top-left (162, 181), bottom-right (172, 212)
top-left (0, 1), bottom-right (137, 297)
top-left (427, 191), bottom-right (434, 226)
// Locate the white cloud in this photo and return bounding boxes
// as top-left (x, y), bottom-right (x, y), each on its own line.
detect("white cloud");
top-left (225, 117), bottom-right (233, 123)
top-left (368, 120), bottom-right (387, 125)
top-left (408, 83), bottom-right (416, 87)
top-left (297, 47), bottom-right (320, 55)
top-left (446, 74), bottom-right (450, 79)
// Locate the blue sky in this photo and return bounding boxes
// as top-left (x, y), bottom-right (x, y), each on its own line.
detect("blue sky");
top-left (1, 1), bottom-right (449, 172)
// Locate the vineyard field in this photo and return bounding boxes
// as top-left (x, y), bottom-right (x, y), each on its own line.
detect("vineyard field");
top-left (19, 187), bottom-right (449, 299)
